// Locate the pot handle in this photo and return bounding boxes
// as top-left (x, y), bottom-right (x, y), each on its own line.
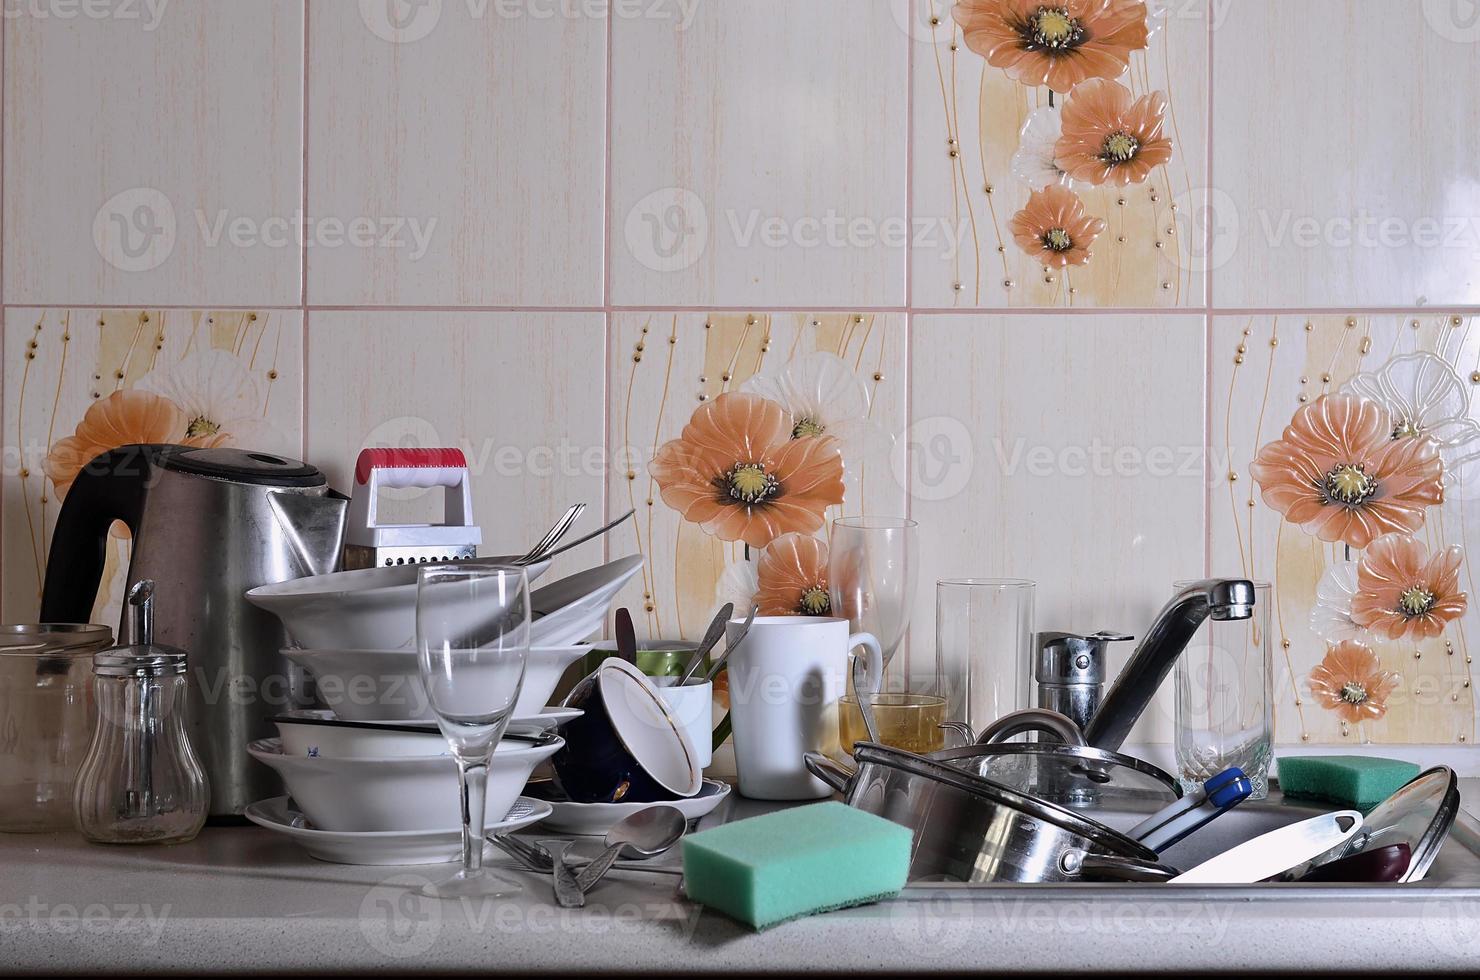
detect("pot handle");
top-left (804, 752), bottom-right (856, 795)
top-left (1060, 849), bottom-right (1179, 883)
top-left (974, 708), bottom-right (1086, 747)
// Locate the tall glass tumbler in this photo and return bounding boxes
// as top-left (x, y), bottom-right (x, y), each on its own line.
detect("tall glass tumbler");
top-left (1174, 580), bottom-right (1273, 799)
top-left (934, 579), bottom-right (1035, 733)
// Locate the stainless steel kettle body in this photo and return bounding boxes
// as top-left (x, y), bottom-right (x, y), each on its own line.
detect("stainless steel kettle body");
top-left (40, 445), bottom-right (348, 817)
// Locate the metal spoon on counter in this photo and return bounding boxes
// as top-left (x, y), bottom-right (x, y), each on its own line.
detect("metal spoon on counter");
top-left (574, 804), bottom-right (687, 893)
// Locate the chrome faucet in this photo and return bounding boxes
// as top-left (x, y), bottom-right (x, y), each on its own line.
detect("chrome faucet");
top-left (1081, 578), bottom-right (1256, 752)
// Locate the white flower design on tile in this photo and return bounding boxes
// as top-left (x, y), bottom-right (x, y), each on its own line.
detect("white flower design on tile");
top-left (1309, 560), bottom-right (1367, 645)
top-left (740, 350), bottom-right (891, 464)
top-left (711, 557), bottom-right (759, 623)
top-left (1340, 351), bottom-right (1480, 485)
top-left (1010, 105), bottom-right (1072, 190)
top-left (139, 349), bottom-right (287, 453)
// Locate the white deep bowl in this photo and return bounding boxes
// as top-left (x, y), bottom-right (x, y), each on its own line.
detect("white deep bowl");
top-left (243, 556), bottom-right (553, 651)
top-left (273, 712), bottom-right (449, 757)
top-left (247, 735), bottom-right (562, 832)
top-left (284, 645), bottom-right (590, 722)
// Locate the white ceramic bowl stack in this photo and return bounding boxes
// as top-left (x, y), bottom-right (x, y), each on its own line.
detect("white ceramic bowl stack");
top-left (240, 554), bottom-right (648, 863)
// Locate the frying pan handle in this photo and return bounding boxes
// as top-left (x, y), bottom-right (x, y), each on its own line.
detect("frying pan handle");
top-left (974, 708), bottom-right (1086, 747)
top-left (1060, 849), bottom-right (1179, 883)
top-left (804, 752), bottom-right (856, 795)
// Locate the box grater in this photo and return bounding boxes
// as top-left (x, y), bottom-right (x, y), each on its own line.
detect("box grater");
top-left (340, 447), bottom-right (483, 569)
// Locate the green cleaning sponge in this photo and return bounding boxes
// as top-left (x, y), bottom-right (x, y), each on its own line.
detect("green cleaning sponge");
top-left (1278, 755), bottom-right (1419, 810)
top-left (681, 801), bottom-right (913, 930)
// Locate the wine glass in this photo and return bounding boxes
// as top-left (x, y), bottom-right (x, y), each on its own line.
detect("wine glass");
top-left (828, 517), bottom-right (919, 673)
top-left (415, 563), bottom-right (531, 900)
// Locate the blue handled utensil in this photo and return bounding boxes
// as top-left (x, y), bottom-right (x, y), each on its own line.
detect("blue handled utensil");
top-left (1130, 766), bottom-right (1254, 853)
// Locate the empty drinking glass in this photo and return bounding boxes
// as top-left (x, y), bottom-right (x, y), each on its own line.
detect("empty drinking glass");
top-left (1174, 580), bottom-right (1274, 799)
top-left (934, 579), bottom-right (1035, 733)
top-left (828, 517), bottom-right (918, 672)
top-left (416, 563), bottom-right (531, 899)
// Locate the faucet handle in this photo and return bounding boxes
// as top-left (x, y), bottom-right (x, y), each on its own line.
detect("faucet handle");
top-left (1034, 630), bottom-right (1134, 685)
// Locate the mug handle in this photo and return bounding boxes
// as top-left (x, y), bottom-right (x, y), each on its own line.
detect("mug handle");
top-left (847, 632), bottom-right (883, 695)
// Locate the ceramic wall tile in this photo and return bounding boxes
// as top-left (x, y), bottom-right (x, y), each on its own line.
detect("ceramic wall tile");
top-left (1210, 313), bottom-right (1480, 746)
top-left (1212, 0), bottom-right (1480, 307)
top-left (303, 312), bottom-right (607, 573)
top-left (3, 2), bottom-right (304, 306)
top-left (606, 312), bottom-right (908, 659)
top-left (608, 2), bottom-right (909, 307)
top-left (909, 313), bottom-right (1207, 742)
top-left (1, 308), bottom-right (304, 623)
top-left (305, 1), bottom-right (606, 306)
top-left (910, 0), bottom-right (1208, 308)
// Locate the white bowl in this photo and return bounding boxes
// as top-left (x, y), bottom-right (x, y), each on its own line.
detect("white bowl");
top-left (247, 734), bottom-right (561, 833)
top-left (243, 555), bottom-right (553, 651)
top-left (528, 555), bottom-right (645, 646)
top-left (271, 709), bottom-right (581, 757)
top-left (284, 644), bottom-right (589, 722)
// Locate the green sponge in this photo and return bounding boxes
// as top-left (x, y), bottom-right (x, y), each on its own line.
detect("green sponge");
top-left (1278, 755), bottom-right (1419, 811)
top-left (681, 801), bottom-right (913, 930)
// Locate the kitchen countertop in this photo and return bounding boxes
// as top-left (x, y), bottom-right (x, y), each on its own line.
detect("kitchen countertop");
top-left (4, 781), bottom-right (1480, 976)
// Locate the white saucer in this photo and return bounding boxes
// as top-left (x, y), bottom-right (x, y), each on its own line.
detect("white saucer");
top-left (336, 706), bottom-right (584, 733)
top-left (527, 779), bottom-right (732, 835)
top-left (244, 795), bottom-right (553, 865)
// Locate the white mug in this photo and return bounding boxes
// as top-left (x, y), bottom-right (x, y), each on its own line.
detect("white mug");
top-left (725, 616), bottom-right (882, 800)
top-left (650, 677), bottom-right (715, 770)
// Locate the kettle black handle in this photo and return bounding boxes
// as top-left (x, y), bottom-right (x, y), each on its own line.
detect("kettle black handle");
top-left (39, 444), bottom-right (168, 623)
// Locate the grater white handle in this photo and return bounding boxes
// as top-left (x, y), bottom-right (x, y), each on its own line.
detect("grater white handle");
top-left (345, 447), bottom-right (479, 545)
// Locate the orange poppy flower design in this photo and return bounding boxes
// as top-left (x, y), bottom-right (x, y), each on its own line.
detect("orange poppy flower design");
top-left (1055, 78), bottom-right (1173, 185)
top-left (953, 0), bottom-right (1150, 94)
top-left (755, 533), bottom-right (831, 616)
top-left (1307, 641), bottom-right (1400, 725)
top-left (1009, 183), bottom-right (1105, 267)
top-left (1350, 533), bottom-right (1467, 642)
top-left (43, 389), bottom-right (188, 497)
top-left (650, 392), bottom-right (846, 550)
top-left (1249, 394), bottom-right (1444, 549)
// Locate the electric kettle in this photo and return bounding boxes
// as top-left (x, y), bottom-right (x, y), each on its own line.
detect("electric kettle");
top-left (40, 444), bottom-right (348, 817)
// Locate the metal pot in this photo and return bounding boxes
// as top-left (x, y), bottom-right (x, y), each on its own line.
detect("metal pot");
top-left (805, 742), bottom-right (1170, 883)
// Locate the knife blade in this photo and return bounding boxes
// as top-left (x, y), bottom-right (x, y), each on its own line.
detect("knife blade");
top-left (1170, 810), bottom-right (1363, 884)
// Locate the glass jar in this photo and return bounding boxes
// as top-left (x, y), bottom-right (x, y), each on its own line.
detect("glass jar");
top-left (0, 624), bottom-right (113, 832)
top-left (73, 584), bottom-right (207, 844)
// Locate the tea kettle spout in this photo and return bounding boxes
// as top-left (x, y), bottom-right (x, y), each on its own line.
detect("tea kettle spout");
top-left (267, 490), bottom-right (348, 578)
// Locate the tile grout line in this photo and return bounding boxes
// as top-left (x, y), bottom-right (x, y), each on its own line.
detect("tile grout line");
top-left (1203, 0), bottom-right (1216, 577)
top-left (901, 4), bottom-right (916, 680)
top-left (601, 8), bottom-right (615, 573)
top-left (1, 8), bottom-right (6, 606)
top-left (300, 0), bottom-right (311, 462)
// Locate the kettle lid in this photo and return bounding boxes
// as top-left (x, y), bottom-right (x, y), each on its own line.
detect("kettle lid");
top-left (160, 447), bottom-right (325, 488)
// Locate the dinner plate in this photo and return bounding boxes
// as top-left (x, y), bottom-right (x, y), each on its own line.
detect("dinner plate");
top-left (244, 795), bottom-right (552, 866)
top-left (329, 706), bottom-right (584, 736)
top-left (524, 778), bottom-right (732, 835)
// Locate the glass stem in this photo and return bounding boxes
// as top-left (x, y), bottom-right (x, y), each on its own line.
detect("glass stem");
top-left (456, 756), bottom-right (489, 874)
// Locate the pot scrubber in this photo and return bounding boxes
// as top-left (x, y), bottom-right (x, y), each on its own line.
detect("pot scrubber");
top-left (681, 801), bottom-right (912, 930)
top-left (1278, 755), bottom-right (1419, 811)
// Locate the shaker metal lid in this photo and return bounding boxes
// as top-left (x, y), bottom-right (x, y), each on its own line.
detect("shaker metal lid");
top-left (93, 644), bottom-right (188, 677)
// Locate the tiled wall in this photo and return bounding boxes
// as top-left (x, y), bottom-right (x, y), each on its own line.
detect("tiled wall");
top-left (4, 1), bottom-right (1480, 754)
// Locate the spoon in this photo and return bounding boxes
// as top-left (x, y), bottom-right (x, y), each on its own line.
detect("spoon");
top-left (851, 654), bottom-right (879, 744)
top-left (678, 603), bottom-right (732, 686)
top-left (574, 805), bottom-right (687, 893)
top-left (703, 604), bottom-right (757, 683)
